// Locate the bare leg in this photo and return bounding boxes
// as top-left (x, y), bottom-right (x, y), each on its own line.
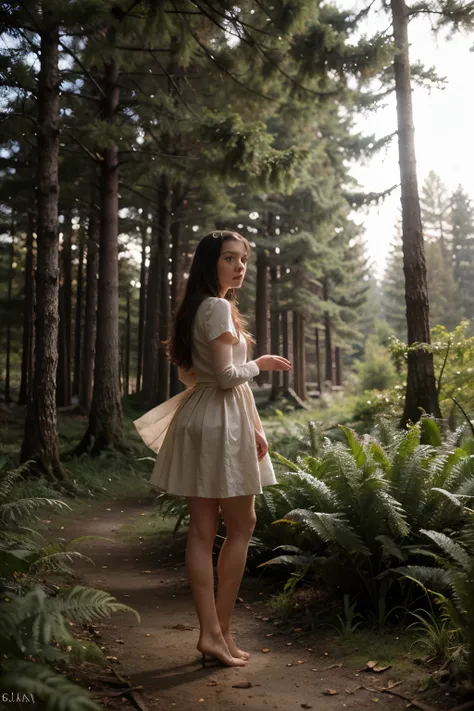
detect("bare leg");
top-left (185, 497), bottom-right (247, 667)
top-left (216, 495), bottom-right (256, 661)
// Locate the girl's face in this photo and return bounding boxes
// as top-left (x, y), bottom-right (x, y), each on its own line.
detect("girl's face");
top-left (217, 239), bottom-right (248, 296)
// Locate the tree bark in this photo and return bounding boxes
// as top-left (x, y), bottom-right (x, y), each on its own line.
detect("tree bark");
top-left (79, 200), bottom-right (99, 415)
top-left (315, 327), bottom-right (322, 394)
top-left (21, 18), bottom-right (64, 480)
top-left (255, 248), bottom-right (269, 385)
top-left (293, 310), bottom-right (307, 400)
top-left (124, 288), bottom-right (131, 396)
top-left (157, 174), bottom-right (171, 404)
top-left (73, 233), bottom-right (85, 398)
top-left (19, 208), bottom-right (35, 405)
top-left (5, 227), bottom-right (14, 404)
top-left (142, 210), bottom-right (161, 404)
top-left (269, 263), bottom-right (280, 401)
top-left (335, 346), bottom-right (342, 387)
top-left (169, 215), bottom-right (183, 397)
top-left (281, 309), bottom-right (290, 391)
top-left (76, 58), bottom-right (124, 453)
top-left (57, 211), bottom-right (72, 406)
top-left (136, 227), bottom-right (147, 393)
top-left (391, 0), bottom-right (441, 425)
top-left (323, 278), bottom-right (333, 384)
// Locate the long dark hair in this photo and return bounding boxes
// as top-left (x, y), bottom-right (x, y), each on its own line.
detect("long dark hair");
top-left (166, 231), bottom-right (255, 370)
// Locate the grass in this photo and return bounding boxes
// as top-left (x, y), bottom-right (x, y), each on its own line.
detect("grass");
top-left (0, 403), bottom-right (154, 504)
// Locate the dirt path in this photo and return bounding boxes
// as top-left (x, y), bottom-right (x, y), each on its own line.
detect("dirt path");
top-left (54, 498), bottom-right (416, 711)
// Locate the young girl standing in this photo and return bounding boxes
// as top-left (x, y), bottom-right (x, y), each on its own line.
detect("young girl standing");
top-left (134, 230), bottom-right (291, 668)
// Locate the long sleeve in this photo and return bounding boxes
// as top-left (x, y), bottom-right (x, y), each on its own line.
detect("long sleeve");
top-left (210, 338), bottom-right (260, 390)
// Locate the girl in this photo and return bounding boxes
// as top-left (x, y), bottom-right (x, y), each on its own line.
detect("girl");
top-left (134, 230), bottom-right (291, 668)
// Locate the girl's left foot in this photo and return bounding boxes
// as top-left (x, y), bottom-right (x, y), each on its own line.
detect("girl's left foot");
top-left (223, 632), bottom-right (250, 661)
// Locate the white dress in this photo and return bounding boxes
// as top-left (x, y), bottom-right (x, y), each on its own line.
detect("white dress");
top-left (133, 297), bottom-right (277, 498)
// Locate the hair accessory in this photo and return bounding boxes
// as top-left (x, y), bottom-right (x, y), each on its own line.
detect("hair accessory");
top-left (212, 231), bottom-right (221, 239)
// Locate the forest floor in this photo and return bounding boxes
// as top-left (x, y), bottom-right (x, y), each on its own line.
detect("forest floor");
top-left (43, 495), bottom-right (464, 711)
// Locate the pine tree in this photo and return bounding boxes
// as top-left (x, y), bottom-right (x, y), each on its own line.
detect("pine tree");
top-left (451, 186), bottom-right (474, 325)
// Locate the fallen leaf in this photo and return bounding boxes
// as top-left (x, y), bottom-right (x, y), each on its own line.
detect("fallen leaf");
top-left (262, 648), bottom-right (270, 653)
top-left (145, 633), bottom-right (151, 637)
top-left (287, 663), bottom-right (293, 667)
top-left (323, 690), bottom-right (339, 696)
top-left (115, 639), bottom-right (124, 644)
top-left (372, 698), bottom-right (379, 703)
top-left (199, 699), bottom-right (204, 702)
top-left (365, 661), bottom-right (378, 670)
top-left (373, 665), bottom-right (391, 674)
top-left (298, 660), bottom-right (303, 664)
top-left (206, 678), bottom-right (218, 687)
top-left (265, 633), bottom-right (274, 638)
top-left (294, 628), bottom-right (302, 632)
top-left (232, 681), bottom-right (252, 689)
top-left (141, 570), bottom-right (153, 574)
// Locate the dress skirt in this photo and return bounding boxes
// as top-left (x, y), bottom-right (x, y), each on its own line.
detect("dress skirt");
top-left (134, 381), bottom-right (276, 499)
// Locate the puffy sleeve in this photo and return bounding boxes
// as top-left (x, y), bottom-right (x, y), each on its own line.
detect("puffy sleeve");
top-left (205, 298), bottom-right (260, 390)
top-left (204, 297), bottom-right (238, 342)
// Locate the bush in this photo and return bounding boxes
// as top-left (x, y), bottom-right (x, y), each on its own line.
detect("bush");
top-left (255, 417), bottom-right (474, 627)
top-left (357, 336), bottom-right (398, 392)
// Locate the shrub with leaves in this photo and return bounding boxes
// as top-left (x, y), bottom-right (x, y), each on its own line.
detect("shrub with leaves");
top-left (255, 417), bottom-right (474, 624)
top-left (398, 519), bottom-right (474, 682)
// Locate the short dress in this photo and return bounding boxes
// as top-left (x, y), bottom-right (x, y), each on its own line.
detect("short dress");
top-left (133, 297), bottom-right (277, 498)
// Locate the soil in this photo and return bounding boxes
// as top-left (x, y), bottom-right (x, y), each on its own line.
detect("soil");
top-left (48, 497), bottom-right (459, 711)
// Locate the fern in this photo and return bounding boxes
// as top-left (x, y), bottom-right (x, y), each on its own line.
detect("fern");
top-left (0, 661), bottom-right (100, 711)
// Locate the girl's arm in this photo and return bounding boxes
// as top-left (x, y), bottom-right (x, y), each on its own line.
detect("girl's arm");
top-left (210, 333), bottom-right (260, 390)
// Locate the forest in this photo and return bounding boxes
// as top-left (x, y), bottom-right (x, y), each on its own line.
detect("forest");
top-left (1, 1), bottom-right (474, 710)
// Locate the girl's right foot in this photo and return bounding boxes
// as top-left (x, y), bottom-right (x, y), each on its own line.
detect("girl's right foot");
top-left (197, 636), bottom-right (247, 667)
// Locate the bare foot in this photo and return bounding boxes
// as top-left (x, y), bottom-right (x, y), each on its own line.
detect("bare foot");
top-left (197, 634), bottom-right (247, 667)
top-left (223, 632), bottom-right (250, 661)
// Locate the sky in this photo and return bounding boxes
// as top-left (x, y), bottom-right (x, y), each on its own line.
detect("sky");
top-left (343, 3), bottom-right (474, 278)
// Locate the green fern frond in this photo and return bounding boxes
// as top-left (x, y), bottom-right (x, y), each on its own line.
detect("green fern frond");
top-left (257, 553), bottom-right (313, 568)
top-left (375, 535), bottom-right (406, 561)
top-left (0, 498), bottom-right (71, 524)
top-left (340, 425), bottom-right (366, 468)
top-left (0, 462), bottom-right (34, 503)
top-left (54, 586), bottom-right (140, 624)
top-left (396, 565), bottom-right (453, 593)
top-left (30, 551), bottom-right (94, 575)
top-left (0, 660), bottom-right (100, 711)
top-left (272, 451), bottom-right (301, 472)
top-left (284, 509), bottom-right (370, 555)
top-left (420, 529), bottom-right (472, 569)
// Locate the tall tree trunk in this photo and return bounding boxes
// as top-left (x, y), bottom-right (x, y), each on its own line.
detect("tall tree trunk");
top-left (142, 212), bottom-right (161, 405)
top-left (269, 263), bottom-right (280, 401)
top-left (315, 327), bottom-right (322, 394)
top-left (169, 215), bottom-right (183, 397)
top-left (255, 249), bottom-right (269, 385)
top-left (79, 201), bottom-right (99, 415)
top-left (124, 287), bottom-right (131, 396)
top-left (76, 58), bottom-right (124, 453)
top-left (335, 346), bottom-right (342, 387)
top-left (281, 309), bottom-right (290, 391)
top-left (73, 234), bottom-right (84, 397)
top-left (136, 228), bottom-right (147, 393)
top-left (323, 278), bottom-right (333, 384)
top-left (391, 0), bottom-right (440, 425)
top-left (157, 174), bottom-right (171, 405)
top-left (19, 208), bottom-right (35, 405)
top-left (57, 213), bottom-right (72, 406)
top-left (21, 19), bottom-right (64, 480)
top-left (5, 227), bottom-right (14, 404)
top-left (293, 310), bottom-right (307, 400)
